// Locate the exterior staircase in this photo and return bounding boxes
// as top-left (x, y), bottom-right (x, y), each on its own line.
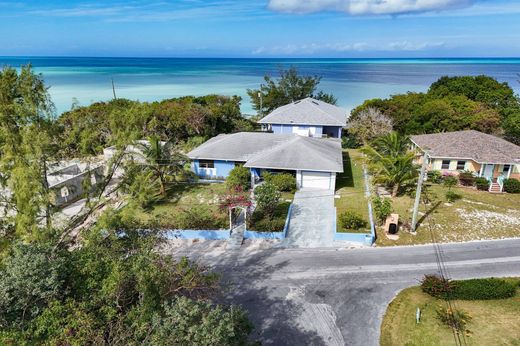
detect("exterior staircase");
top-left (489, 182), bottom-right (502, 193)
top-left (227, 210), bottom-right (245, 250)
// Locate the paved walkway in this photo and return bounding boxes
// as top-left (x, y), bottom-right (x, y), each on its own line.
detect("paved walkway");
top-left (282, 189), bottom-right (336, 248)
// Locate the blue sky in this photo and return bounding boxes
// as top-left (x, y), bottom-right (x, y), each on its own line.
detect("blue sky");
top-left (1, 0), bottom-right (519, 57)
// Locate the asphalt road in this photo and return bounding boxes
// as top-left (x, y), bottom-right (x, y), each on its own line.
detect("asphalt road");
top-left (175, 239), bottom-right (520, 346)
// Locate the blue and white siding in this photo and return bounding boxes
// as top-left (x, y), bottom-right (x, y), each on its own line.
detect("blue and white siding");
top-left (269, 123), bottom-right (342, 138)
top-left (192, 160), bottom-right (236, 179)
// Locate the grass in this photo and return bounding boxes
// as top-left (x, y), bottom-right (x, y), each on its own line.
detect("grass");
top-left (376, 183), bottom-right (520, 246)
top-left (380, 279), bottom-right (520, 346)
top-left (335, 149), bottom-right (371, 233)
top-left (132, 182), bottom-right (229, 229)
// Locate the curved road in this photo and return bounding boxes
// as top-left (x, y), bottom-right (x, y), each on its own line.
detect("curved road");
top-left (175, 239), bottom-right (520, 345)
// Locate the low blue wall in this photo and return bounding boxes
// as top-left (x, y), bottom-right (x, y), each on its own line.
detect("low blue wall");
top-left (244, 230), bottom-right (284, 239)
top-left (334, 231), bottom-right (373, 245)
top-left (164, 229), bottom-right (230, 240)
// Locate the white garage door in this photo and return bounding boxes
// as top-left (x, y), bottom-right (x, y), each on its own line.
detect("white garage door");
top-left (301, 171), bottom-right (332, 190)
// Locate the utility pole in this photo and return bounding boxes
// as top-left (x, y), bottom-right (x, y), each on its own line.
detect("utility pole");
top-left (112, 78), bottom-right (117, 100)
top-left (258, 91), bottom-right (263, 117)
top-left (411, 151), bottom-right (429, 233)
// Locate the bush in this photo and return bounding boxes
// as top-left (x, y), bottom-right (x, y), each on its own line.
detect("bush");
top-left (475, 177), bottom-right (490, 191)
top-left (445, 190), bottom-right (462, 203)
top-left (503, 178), bottom-right (520, 193)
top-left (421, 275), bottom-right (454, 299)
top-left (450, 278), bottom-right (517, 300)
top-left (226, 166), bottom-right (250, 191)
top-left (172, 205), bottom-right (224, 229)
top-left (372, 196), bottom-right (393, 225)
top-left (436, 308), bottom-right (471, 334)
top-left (0, 243), bottom-right (68, 329)
top-left (254, 182), bottom-right (281, 218)
top-left (263, 172), bottom-right (296, 192)
top-left (427, 170), bottom-right (443, 184)
top-left (458, 171), bottom-right (475, 186)
top-left (443, 175), bottom-right (458, 189)
top-left (339, 211), bottom-right (367, 230)
top-left (422, 276), bottom-right (516, 301)
top-left (248, 202), bottom-right (290, 232)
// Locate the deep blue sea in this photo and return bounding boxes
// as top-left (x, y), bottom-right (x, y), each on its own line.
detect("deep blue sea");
top-left (2, 57), bottom-right (520, 115)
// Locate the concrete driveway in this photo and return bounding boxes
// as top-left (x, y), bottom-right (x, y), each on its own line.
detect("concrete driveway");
top-left (171, 239), bottom-right (520, 345)
top-left (282, 189), bottom-right (336, 248)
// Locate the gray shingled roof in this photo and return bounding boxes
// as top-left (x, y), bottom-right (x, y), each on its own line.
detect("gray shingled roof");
top-left (410, 130), bottom-right (520, 164)
top-left (258, 97), bottom-right (347, 126)
top-left (187, 132), bottom-right (343, 173)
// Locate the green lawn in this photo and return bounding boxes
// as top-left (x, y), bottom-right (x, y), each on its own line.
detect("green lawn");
top-left (380, 280), bottom-right (520, 346)
top-left (335, 149), bottom-right (371, 233)
top-left (133, 183), bottom-right (229, 230)
top-left (376, 183), bottom-right (520, 246)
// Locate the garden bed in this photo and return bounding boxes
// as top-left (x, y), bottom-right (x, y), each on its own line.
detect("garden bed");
top-left (375, 184), bottom-right (520, 246)
top-left (247, 201), bottom-right (292, 233)
top-left (381, 278), bottom-right (520, 346)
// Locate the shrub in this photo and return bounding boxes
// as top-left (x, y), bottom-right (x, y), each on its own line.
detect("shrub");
top-left (226, 166), bottom-right (250, 191)
top-left (503, 178), bottom-right (520, 193)
top-left (421, 275), bottom-right (454, 299)
top-left (372, 196), bottom-right (393, 225)
top-left (474, 177), bottom-right (490, 191)
top-left (173, 205), bottom-right (223, 229)
top-left (427, 170), bottom-right (443, 184)
top-left (443, 175), bottom-right (458, 190)
top-left (254, 182), bottom-right (281, 218)
top-left (436, 308), bottom-right (471, 334)
top-left (458, 171), bottom-right (475, 186)
top-left (445, 190), bottom-right (462, 203)
top-left (248, 201), bottom-right (290, 232)
top-left (263, 172), bottom-right (296, 192)
top-left (339, 211), bottom-right (367, 230)
top-left (450, 278), bottom-right (517, 300)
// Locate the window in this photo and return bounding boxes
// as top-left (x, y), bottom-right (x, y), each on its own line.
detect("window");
top-left (456, 160), bottom-right (466, 170)
top-left (441, 160), bottom-right (450, 170)
top-left (199, 160), bottom-right (214, 169)
top-left (60, 186), bottom-right (69, 198)
top-left (503, 164), bottom-right (511, 174)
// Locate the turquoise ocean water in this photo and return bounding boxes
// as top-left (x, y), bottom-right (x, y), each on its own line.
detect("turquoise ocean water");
top-left (1, 57), bottom-right (520, 115)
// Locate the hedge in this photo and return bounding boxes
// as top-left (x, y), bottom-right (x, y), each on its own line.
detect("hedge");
top-left (450, 278), bottom-right (517, 300)
top-left (421, 275), bottom-right (517, 300)
top-left (503, 178), bottom-right (520, 193)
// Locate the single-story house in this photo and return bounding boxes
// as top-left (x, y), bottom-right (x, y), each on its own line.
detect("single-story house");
top-left (187, 132), bottom-right (343, 190)
top-left (258, 97), bottom-right (347, 138)
top-left (47, 160), bottom-right (105, 206)
top-left (410, 130), bottom-right (520, 192)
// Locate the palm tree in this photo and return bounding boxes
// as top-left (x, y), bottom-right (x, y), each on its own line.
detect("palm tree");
top-left (137, 136), bottom-right (188, 197)
top-left (361, 132), bottom-right (418, 197)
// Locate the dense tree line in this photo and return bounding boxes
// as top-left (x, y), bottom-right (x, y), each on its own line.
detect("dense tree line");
top-left (0, 65), bottom-right (254, 344)
top-left (350, 75), bottom-right (520, 144)
top-left (57, 94), bottom-right (254, 157)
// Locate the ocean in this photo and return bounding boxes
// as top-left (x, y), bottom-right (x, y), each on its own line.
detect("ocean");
top-left (1, 57), bottom-right (520, 115)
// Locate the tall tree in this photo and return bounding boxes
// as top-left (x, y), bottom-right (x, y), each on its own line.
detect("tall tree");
top-left (247, 67), bottom-right (337, 115)
top-left (0, 65), bottom-right (57, 237)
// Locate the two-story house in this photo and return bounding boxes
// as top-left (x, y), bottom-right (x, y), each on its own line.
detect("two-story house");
top-left (258, 97), bottom-right (347, 138)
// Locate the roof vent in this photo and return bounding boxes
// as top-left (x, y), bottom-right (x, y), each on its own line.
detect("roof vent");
top-left (311, 100), bottom-right (319, 105)
top-left (294, 100), bottom-right (301, 104)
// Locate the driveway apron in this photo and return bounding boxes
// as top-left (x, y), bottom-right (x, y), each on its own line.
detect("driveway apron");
top-left (282, 188), bottom-right (336, 248)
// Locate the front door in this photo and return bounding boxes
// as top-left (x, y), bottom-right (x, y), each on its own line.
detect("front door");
top-left (482, 164), bottom-right (494, 181)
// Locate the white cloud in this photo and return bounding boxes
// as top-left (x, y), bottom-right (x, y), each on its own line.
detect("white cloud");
top-left (252, 41), bottom-right (446, 55)
top-left (267, 0), bottom-right (474, 15)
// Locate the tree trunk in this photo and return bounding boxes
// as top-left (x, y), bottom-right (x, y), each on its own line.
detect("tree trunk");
top-left (391, 183), bottom-right (399, 197)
